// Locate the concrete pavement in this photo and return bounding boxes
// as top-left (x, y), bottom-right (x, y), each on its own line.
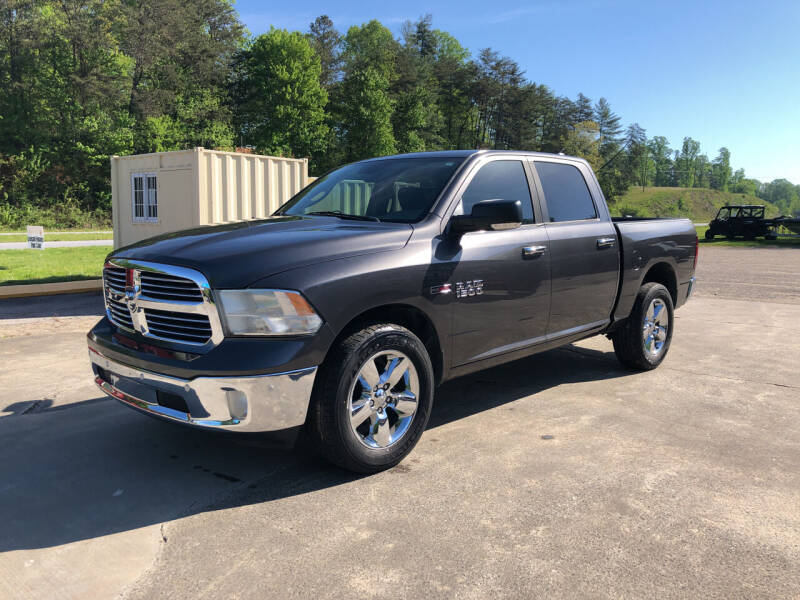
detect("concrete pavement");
top-left (0, 239), bottom-right (113, 250)
top-left (0, 247), bottom-right (798, 599)
top-left (0, 231), bottom-right (112, 236)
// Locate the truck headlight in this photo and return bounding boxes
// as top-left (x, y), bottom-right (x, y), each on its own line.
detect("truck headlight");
top-left (217, 290), bottom-right (323, 336)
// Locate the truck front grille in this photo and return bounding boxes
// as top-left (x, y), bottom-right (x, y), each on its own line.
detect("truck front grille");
top-left (103, 267), bottom-right (134, 331)
top-left (143, 308), bottom-right (213, 344)
top-left (102, 261), bottom-right (223, 348)
top-left (140, 271), bottom-right (205, 302)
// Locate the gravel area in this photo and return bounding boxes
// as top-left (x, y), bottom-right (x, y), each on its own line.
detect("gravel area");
top-left (695, 246), bottom-right (800, 304)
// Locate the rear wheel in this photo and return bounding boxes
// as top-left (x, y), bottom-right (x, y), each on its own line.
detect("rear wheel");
top-left (612, 282), bottom-right (674, 371)
top-left (704, 229), bottom-right (715, 240)
top-left (308, 323), bottom-right (434, 473)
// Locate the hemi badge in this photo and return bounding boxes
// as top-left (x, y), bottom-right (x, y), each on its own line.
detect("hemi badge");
top-left (430, 284), bottom-right (452, 295)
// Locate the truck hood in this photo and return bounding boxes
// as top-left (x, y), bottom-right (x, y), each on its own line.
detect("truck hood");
top-left (111, 216), bottom-right (413, 288)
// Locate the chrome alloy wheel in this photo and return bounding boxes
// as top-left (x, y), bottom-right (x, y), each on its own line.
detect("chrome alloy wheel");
top-left (347, 351), bottom-right (419, 449)
top-left (643, 298), bottom-right (669, 357)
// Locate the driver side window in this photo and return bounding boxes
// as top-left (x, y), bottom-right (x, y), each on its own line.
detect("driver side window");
top-left (456, 160), bottom-right (534, 223)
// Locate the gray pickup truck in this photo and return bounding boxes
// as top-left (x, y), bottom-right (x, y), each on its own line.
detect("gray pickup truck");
top-left (88, 150), bottom-right (697, 472)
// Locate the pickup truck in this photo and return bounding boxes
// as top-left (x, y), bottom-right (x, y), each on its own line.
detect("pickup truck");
top-left (88, 150), bottom-right (697, 472)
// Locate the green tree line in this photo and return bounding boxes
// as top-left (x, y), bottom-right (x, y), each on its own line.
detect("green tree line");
top-left (1, 4), bottom-right (798, 228)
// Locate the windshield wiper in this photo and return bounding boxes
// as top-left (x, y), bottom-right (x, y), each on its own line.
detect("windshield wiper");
top-left (306, 211), bottom-right (381, 222)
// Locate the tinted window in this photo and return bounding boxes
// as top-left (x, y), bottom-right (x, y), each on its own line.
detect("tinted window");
top-left (535, 162), bottom-right (597, 222)
top-left (278, 157), bottom-right (465, 223)
top-left (457, 160), bottom-right (534, 223)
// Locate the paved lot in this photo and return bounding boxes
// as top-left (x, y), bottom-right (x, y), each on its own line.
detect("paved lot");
top-left (0, 246), bottom-right (798, 599)
top-left (0, 231), bottom-right (113, 236)
top-left (0, 239), bottom-right (113, 250)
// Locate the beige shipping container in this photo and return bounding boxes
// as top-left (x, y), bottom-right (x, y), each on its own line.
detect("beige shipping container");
top-left (110, 147), bottom-right (310, 249)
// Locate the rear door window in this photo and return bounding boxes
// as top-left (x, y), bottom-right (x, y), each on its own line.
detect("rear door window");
top-left (534, 162), bottom-right (597, 223)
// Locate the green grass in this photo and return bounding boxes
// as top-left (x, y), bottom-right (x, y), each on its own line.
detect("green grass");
top-left (0, 231), bottom-right (113, 242)
top-left (0, 246), bottom-right (108, 286)
top-left (611, 187), bottom-right (781, 223)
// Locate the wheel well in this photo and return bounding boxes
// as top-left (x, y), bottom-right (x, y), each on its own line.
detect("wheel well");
top-left (642, 262), bottom-right (677, 305)
top-left (334, 304), bottom-right (444, 385)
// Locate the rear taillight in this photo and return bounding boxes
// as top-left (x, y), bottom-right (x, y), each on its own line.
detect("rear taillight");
top-left (693, 235), bottom-right (699, 270)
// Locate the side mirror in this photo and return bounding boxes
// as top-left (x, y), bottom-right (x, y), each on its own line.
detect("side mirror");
top-left (450, 199), bottom-right (523, 234)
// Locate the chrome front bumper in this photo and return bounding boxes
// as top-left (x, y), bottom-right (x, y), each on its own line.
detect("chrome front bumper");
top-left (90, 348), bottom-right (317, 432)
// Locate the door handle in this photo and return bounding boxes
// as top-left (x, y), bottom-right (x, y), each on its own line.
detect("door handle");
top-left (522, 245), bottom-right (547, 258)
top-left (596, 237), bottom-right (616, 249)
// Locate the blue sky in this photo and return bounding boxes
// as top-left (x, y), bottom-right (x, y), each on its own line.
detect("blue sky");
top-left (234, 0), bottom-right (800, 184)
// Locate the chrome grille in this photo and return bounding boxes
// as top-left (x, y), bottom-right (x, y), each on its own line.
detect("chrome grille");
top-left (107, 295), bottom-right (135, 330)
top-left (102, 260), bottom-right (223, 348)
top-left (103, 268), bottom-right (134, 331)
top-left (140, 271), bottom-right (204, 302)
top-left (143, 308), bottom-right (213, 344)
top-left (104, 267), bottom-right (127, 294)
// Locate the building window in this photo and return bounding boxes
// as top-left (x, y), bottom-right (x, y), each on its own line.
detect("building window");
top-left (132, 172), bottom-right (158, 222)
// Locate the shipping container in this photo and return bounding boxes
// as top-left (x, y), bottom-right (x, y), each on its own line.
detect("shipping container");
top-left (110, 148), bottom-right (310, 248)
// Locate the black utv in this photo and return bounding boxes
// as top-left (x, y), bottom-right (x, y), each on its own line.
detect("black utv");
top-left (705, 205), bottom-right (778, 240)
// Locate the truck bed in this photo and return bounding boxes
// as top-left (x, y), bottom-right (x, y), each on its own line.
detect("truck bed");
top-left (611, 217), bottom-right (697, 322)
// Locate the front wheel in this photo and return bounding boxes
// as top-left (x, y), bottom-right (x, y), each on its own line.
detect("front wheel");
top-left (704, 229), bottom-right (715, 240)
top-left (611, 282), bottom-right (674, 371)
top-left (307, 323), bottom-right (434, 473)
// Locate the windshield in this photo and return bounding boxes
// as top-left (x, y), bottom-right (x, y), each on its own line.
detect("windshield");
top-left (276, 157), bottom-right (465, 223)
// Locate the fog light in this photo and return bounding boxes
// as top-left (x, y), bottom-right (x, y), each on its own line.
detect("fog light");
top-left (225, 390), bottom-right (248, 420)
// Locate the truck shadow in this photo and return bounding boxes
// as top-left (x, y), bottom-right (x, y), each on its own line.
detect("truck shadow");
top-left (0, 344), bottom-right (630, 553)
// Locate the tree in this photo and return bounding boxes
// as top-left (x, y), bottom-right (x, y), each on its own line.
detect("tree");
top-left (594, 97), bottom-right (622, 150)
top-left (339, 66), bottom-right (396, 160)
top-left (393, 15), bottom-right (443, 153)
top-left (694, 154), bottom-right (711, 188)
top-left (471, 49), bottom-right (526, 149)
top-left (759, 179), bottom-right (800, 215)
top-left (560, 121), bottom-right (600, 166)
top-left (675, 137), bottom-right (700, 187)
top-left (122, 0), bottom-right (243, 152)
top-left (624, 123), bottom-right (650, 189)
top-left (307, 15), bottom-right (342, 90)
top-left (402, 14), bottom-right (436, 58)
top-left (337, 22), bottom-right (398, 161)
top-left (648, 136), bottom-right (673, 186)
top-left (431, 33), bottom-right (474, 148)
top-left (233, 29), bottom-right (328, 160)
top-left (575, 93), bottom-right (593, 122)
top-left (711, 147), bottom-right (732, 191)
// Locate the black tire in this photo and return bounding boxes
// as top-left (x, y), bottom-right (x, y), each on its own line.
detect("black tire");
top-left (308, 323), bottom-right (434, 473)
top-left (704, 229), bottom-right (714, 241)
top-left (611, 282), bottom-right (674, 371)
